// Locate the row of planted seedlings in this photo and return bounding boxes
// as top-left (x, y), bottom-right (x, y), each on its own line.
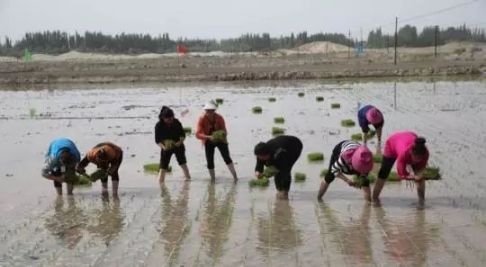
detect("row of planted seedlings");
top-left (249, 91), bottom-right (329, 187)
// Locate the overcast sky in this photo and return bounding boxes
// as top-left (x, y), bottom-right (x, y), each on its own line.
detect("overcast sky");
top-left (1, 0), bottom-right (485, 41)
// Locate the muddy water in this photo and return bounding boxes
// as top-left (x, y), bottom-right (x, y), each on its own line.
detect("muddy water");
top-left (1, 79), bottom-right (486, 266)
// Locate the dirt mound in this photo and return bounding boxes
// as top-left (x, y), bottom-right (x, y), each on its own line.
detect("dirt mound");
top-left (294, 41), bottom-right (350, 54)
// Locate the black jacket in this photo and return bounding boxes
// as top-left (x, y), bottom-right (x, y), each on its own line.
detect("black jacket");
top-left (155, 119), bottom-right (185, 144)
top-left (255, 135), bottom-right (303, 173)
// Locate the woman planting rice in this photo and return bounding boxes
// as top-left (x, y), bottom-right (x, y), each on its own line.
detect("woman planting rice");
top-left (318, 141), bottom-right (374, 201)
top-left (357, 105), bottom-right (384, 143)
top-left (372, 131), bottom-right (429, 205)
top-left (41, 138), bottom-right (81, 195)
top-left (77, 142), bottom-right (123, 197)
top-left (253, 135), bottom-right (303, 200)
top-left (196, 100), bottom-right (237, 181)
top-left (154, 106), bottom-right (191, 183)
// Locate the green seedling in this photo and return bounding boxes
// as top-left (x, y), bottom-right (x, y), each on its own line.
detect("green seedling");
top-left (211, 130), bottom-right (227, 143)
top-left (274, 117), bottom-right (285, 124)
top-left (331, 103), bottom-right (341, 109)
top-left (143, 163), bottom-right (172, 173)
top-left (268, 97), bottom-right (276, 102)
top-left (272, 127), bottom-right (285, 136)
top-left (388, 171), bottom-right (400, 182)
top-left (89, 169), bottom-right (108, 182)
top-left (308, 152), bottom-right (324, 162)
top-left (163, 139), bottom-right (176, 150)
top-left (260, 166), bottom-right (279, 178)
top-left (351, 133), bottom-right (363, 141)
top-left (373, 154), bottom-right (382, 163)
top-left (294, 172), bottom-right (307, 182)
top-left (249, 177), bottom-right (270, 187)
top-left (320, 169), bottom-right (328, 178)
top-left (353, 173), bottom-right (377, 187)
top-left (316, 96), bottom-right (324, 102)
top-left (341, 119), bottom-right (356, 127)
top-left (29, 108), bottom-right (37, 118)
top-left (76, 175), bottom-right (93, 186)
top-left (215, 98), bottom-right (224, 104)
top-left (366, 130), bottom-right (377, 139)
top-left (252, 106), bottom-right (262, 114)
top-left (298, 92), bottom-right (305, 97)
top-left (183, 127), bottom-right (192, 135)
top-left (422, 167), bottom-right (441, 180)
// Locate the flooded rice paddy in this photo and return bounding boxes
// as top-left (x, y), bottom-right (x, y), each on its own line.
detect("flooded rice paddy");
top-left (1, 79), bottom-right (486, 266)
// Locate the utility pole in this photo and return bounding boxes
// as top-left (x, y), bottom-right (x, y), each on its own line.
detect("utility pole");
top-left (434, 25), bottom-right (439, 58)
top-left (348, 29), bottom-right (351, 60)
top-left (394, 17), bottom-right (398, 65)
top-left (386, 36), bottom-right (389, 54)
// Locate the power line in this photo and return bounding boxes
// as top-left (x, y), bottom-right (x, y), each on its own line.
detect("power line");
top-left (400, 0), bottom-right (480, 24)
top-left (355, 0), bottom-right (481, 37)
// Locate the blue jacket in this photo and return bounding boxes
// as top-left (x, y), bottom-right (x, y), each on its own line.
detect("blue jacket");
top-left (42, 138), bottom-right (80, 177)
top-left (358, 105), bottom-right (373, 132)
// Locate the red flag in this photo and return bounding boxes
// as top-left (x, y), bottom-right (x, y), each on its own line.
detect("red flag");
top-left (176, 44), bottom-right (188, 55)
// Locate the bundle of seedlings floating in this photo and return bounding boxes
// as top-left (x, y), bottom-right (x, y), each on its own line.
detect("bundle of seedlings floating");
top-left (316, 96), bottom-right (324, 102)
top-left (252, 106), bottom-right (263, 114)
top-left (183, 127), bottom-right (192, 135)
top-left (294, 172), bottom-right (307, 182)
top-left (211, 130), bottom-right (227, 143)
top-left (272, 127), bottom-right (285, 136)
top-left (341, 119), bottom-right (356, 127)
top-left (163, 139), bottom-right (177, 150)
top-left (422, 167), bottom-right (441, 180)
top-left (298, 92), bottom-right (305, 97)
top-left (331, 103), bottom-right (341, 109)
top-left (274, 117), bottom-right (285, 124)
top-left (215, 98), bottom-right (224, 105)
top-left (268, 97), bottom-right (276, 102)
top-left (143, 163), bottom-right (172, 173)
top-left (307, 152), bottom-right (324, 162)
top-left (249, 166), bottom-right (278, 187)
top-left (351, 133), bottom-right (363, 141)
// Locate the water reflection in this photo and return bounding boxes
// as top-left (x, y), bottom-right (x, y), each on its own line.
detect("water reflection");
top-left (257, 200), bottom-right (302, 254)
top-left (159, 182), bottom-right (191, 263)
top-left (375, 207), bottom-right (440, 266)
top-left (44, 197), bottom-right (86, 249)
top-left (86, 197), bottom-right (125, 245)
top-left (317, 204), bottom-right (374, 264)
top-left (199, 183), bottom-right (237, 263)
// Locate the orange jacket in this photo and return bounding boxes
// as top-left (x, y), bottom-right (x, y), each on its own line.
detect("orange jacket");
top-left (79, 142), bottom-right (123, 168)
top-left (196, 113), bottom-right (227, 144)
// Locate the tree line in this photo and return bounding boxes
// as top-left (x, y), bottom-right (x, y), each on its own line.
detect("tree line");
top-left (0, 24), bottom-right (484, 56)
top-left (367, 24), bottom-right (486, 48)
top-left (0, 30), bottom-right (353, 56)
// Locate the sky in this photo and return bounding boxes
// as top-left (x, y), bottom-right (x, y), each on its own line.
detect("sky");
top-left (1, 0), bottom-right (485, 41)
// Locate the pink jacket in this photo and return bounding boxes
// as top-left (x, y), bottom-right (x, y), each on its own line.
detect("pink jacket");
top-left (383, 131), bottom-right (429, 178)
